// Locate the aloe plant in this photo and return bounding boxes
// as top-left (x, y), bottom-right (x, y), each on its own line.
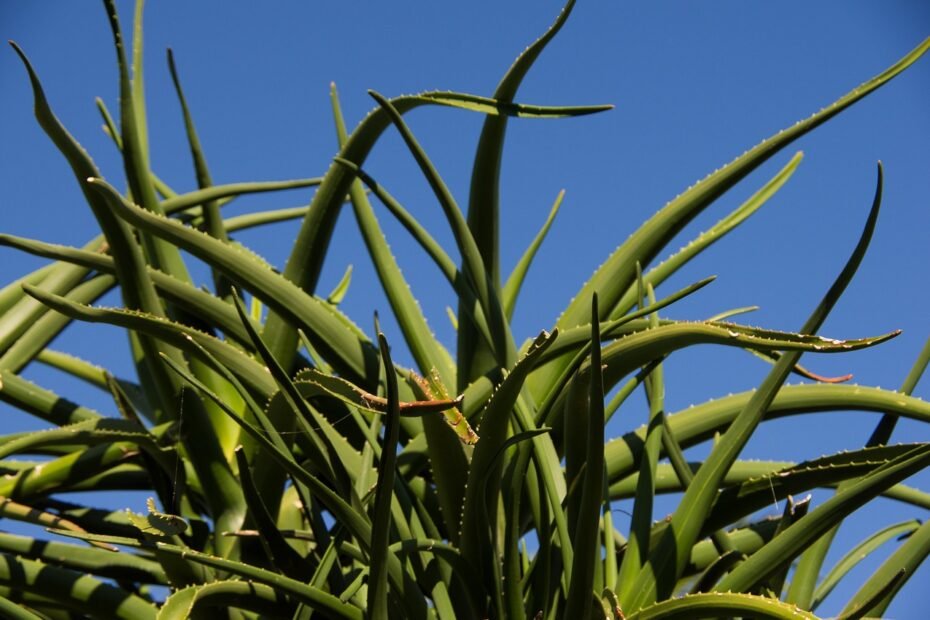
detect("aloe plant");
top-left (0, 1), bottom-right (928, 618)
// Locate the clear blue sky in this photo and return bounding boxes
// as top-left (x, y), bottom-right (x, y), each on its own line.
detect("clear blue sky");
top-left (2, 1), bottom-right (929, 616)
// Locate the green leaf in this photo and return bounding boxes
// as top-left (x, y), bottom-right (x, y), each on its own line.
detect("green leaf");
top-left (0, 274), bottom-right (114, 374)
top-left (535, 35), bottom-right (930, 406)
top-left (715, 444), bottom-right (930, 593)
top-left (327, 264), bottom-right (353, 305)
top-left (86, 178), bottom-right (380, 387)
top-left (459, 329), bottom-right (557, 588)
top-left (605, 382), bottom-right (930, 486)
top-left (461, 0), bottom-right (587, 391)
top-left (627, 592), bottom-right (817, 620)
top-left (502, 189), bottom-right (565, 320)
top-left (126, 497), bottom-right (189, 538)
top-left (812, 519), bottom-right (921, 610)
top-left (625, 164), bottom-right (883, 610)
top-left (368, 333), bottom-right (403, 619)
top-left (611, 152), bottom-right (803, 319)
top-left (233, 448), bottom-right (313, 581)
top-left (267, 88), bottom-right (610, 374)
top-left (369, 90), bottom-right (516, 373)
top-left (840, 517), bottom-right (930, 617)
top-left (0, 531), bottom-right (165, 584)
top-left (0, 370), bottom-right (103, 426)
top-left (23, 284), bottom-right (276, 396)
top-left (565, 295), bottom-right (606, 619)
top-left (157, 580), bottom-right (290, 619)
top-left (0, 552), bottom-right (158, 619)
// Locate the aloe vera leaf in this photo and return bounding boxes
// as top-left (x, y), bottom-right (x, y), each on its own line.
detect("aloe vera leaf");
top-left (688, 550), bottom-right (746, 594)
top-left (161, 178), bottom-right (321, 215)
top-left (766, 496), bottom-right (813, 597)
top-left (503, 190), bottom-right (565, 321)
top-left (706, 305), bottom-right (759, 322)
top-left (868, 334), bottom-right (930, 447)
top-left (87, 181), bottom-right (380, 387)
top-left (165, 49), bottom-right (225, 243)
top-left (330, 90), bottom-right (474, 522)
top-left (370, 91), bottom-right (517, 370)
top-left (167, 346), bottom-right (334, 575)
top-left (554, 321), bottom-right (897, 438)
top-left (0, 552), bottom-right (157, 619)
top-left (331, 157), bottom-right (456, 286)
top-left (543, 314), bottom-right (891, 372)
top-left (611, 152), bottom-right (803, 319)
top-left (157, 580), bottom-right (290, 619)
top-left (368, 333), bottom-right (403, 620)
top-left (223, 205), bottom-right (309, 232)
top-left (605, 383), bottom-right (930, 484)
top-left (701, 445), bottom-right (923, 532)
top-left (0, 443), bottom-right (136, 501)
top-left (231, 293), bottom-right (354, 516)
top-left (0, 233), bottom-right (264, 349)
top-left (326, 264), bottom-right (353, 305)
top-left (810, 519), bottom-right (920, 610)
top-left (839, 518), bottom-right (930, 617)
top-left (232, 448), bottom-right (311, 581)
top-left (459, 330), bottom-right (557, 589)
top-left (332, 156), bottom-right (500, 364)
top-left (35, 349), bottom-right (108, 389)
top-left (63, 533), bottom-right (361, 620)
top-left (535, 37), bottom-right (930, 404)
top-left (714, 444), bottom-right (930, 595)
top-left (21, 286), bottom-right (248, 553)
top-left (624, 164), bottom-right (883, 610)
top-left (609, 459), bottom-right (930, 512)
top-left (461, 0), bottom-right (589, 391)
top-left (0, 497), bottom-right (117, 551)
top-left (0, 418), bottom-right (172, 474)
top-left (265, 91), bottom-right (611, 373)
top-left (9, 42), bottom-right (173, 321)
top-left (565, 296), bottom-right (606, 619)
top-left (0, 239), bottom-right (103, 355)
top-left (687, 519), bottom-right (780, 574)
top-left (594, 321), bottom-right (895, 387)
top-left (102, 0), bottom-right (191, 282)
top-left (746, 348), bottom-right (853, 383)
top-left (507, 400), bottom-right (573, 601)
top-left (0, 274), bottom-right (114, 374)
top-left (95, 94), bottom-right (123, 149)
top-left (532, 277), bottom-right (714, 428)
top-left (23, 285), bottom-right (276, 396)
top-left (498, 430), bottom-right (555, 619)
top-left (0, 371), bottom-right (103, 425)
top-left (626, 592), bottom-right (817, 620)
top-left (787, 333), bottom-right (930, 608)
top-left (0, 592), bottom-right (44, 620)
top-left (157, 355), bottom-right (375, 549)
top-left (616, 286), bottom-right (667, 599)
top-left (0, 262), bottom-right (53, 316)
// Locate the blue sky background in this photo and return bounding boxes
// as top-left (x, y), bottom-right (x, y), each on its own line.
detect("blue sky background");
top-left (2, 1), bottom-right (930, 616)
